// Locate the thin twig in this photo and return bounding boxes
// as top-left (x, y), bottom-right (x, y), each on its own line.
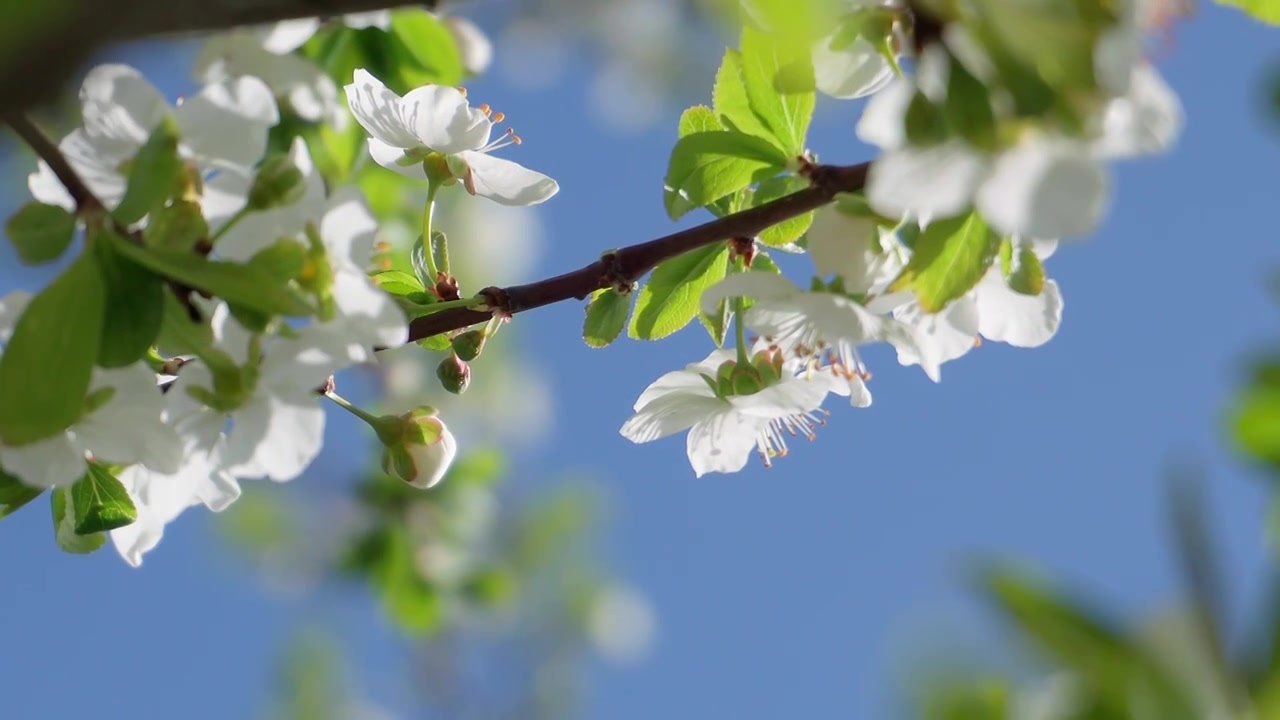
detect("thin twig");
top-left (4, 114), bottom-right (102, 214)
top-left (405, 161), bottom-right (871, 342)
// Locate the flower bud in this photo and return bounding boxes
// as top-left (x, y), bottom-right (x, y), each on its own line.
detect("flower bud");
top-left (451, 330), bottom-right (487, 361)
top-left (714, 359), bottom-right (737, 397)
top-left (247, 153), bottom-right (307, 210)
top-left (730, 363), bottom-right (764, 396)
top-left (437, 354), bottom-right (471, 394)
top-left (381, 408), bottom-right (457, 489)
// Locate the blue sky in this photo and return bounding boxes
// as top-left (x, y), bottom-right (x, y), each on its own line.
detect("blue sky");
top-left (1, 6), bottom-right (1278, 719)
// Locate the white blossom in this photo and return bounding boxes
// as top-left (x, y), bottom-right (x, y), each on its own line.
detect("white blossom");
top-left (620, 349), bottom-right (840, 476)
top-left (29, 64), bottom-right (278, 212)
top-left (345, 69), bottom-right (559, 206)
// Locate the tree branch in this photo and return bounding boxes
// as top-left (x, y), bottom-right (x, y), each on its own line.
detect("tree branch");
top-left (0, 1), bottom-right (435, 116)
top-left (4, 114), bottom-right (103, 214)
top-left (406, 162), bottom-right (871, 342)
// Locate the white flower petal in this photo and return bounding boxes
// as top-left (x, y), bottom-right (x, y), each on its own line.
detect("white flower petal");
top-left (977, 136), bottom-right (1108, 239)
top-left (46, 130), bottom-right (130, 208)
top-left (320, 185), bottom-right (377, 268)
top-left (806, 206), bottom-right (901, 292)
top-left (453, 150), bottom-right (559, 206)
top-left (367, 137), bottom-right (428, 179)
top-left (344, 11), bottom-right (392, 30)
top-left (446, 16), bottom-right (494, 75)
top-left (210, 137), bottom-right (325, 261)
top-left (1, 433), bottom-right (84, 488)
top-left (976, 274), bottom-right (1063, 347)
top-left (867, 141), bottom-right (988, 223)
top-left (893, 296), bottom-right (979, 375)
top-left (224, 386), bottom-right (324, 481)
top-left (685, 410), bottom-right (766, 477)
top-left (1092, 64), bottom-right (1182, 160)
top-left (345, 69), bottom-right (424, 149)
top-left (699, 272), bottom-right (801, 316)
top-left (855, 78), bottom-right (914, 150)
top-left (73, 365), bottom-right (182, 473)
top-left (399, 84), bottom-right (491, 154)
top-left (621, 392), bottom-right (725, 444)
top-left (258, 18), bottom-right (322, 54)
top-left (176, 76), bottom-right (280, 174)
top-left (79, 64), bottom-right (168, 147)
top-left (403, 421), bottom-right (457, 489)
top-left (631, 356), bottom-right (725, 411)
top-left (28, 161), bottom-right (76, 210)
top-left (331, 271), bottom-right (409, 352)
top-left (812, 35), bottom-right (894, 100)
top-left (728, 375), bottom-right (830, 418)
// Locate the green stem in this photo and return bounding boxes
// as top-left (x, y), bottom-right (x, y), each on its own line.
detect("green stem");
top-left (211, 207), bottom-right (251, 243)
top-left (732, 254), bottom-right (750, 365)
top-left (324, 390), bottom-right (382, 428)
top-left (419, 182), bottom-right (441, 280)
top-left (419, 295), bottom-right (488, 315)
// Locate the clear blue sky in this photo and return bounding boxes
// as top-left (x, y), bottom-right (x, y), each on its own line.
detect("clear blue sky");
top-left (1, 7), bottom-right (1277, 719)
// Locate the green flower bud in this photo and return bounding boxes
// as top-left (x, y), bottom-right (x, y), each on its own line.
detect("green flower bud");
top-left (451, 330), bottom-right (487, 361)
top-left (437, 354), bottom-right (471, 394)
top-left (247, 153), bottom-right (307, 211)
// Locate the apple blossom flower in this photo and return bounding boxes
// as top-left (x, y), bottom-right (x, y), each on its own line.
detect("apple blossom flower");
top-left (811, 2), bottom-right (899, 100)
top-left (620, 349), bottom-right (841, 476)
top-left (28, 64), bottom-right (278, 213)
top-left (195, 31), bottom-right (344, 127)
top-left (345, 69), bottom-right (559, 206)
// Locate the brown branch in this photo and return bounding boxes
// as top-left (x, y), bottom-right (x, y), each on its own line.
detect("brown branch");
top-left (4, 114), bottom-right (103, 214)
top-left (406, 162), bottom-right (871, 342)
top-left (0, 1), bottom-right (436, 116)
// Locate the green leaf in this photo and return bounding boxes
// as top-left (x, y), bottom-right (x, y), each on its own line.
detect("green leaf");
top-left (905, 90), bottom-right (949, 146)
top-left (0, 469), bottom-right (42, 519)
top-left (71, 463), bottom-right (137, 534)
top-left (95, 231), bottom-right (164, 368)
top-left (248, 239), bottom-right (307, 283)
top-left (712, 49), bottom-right (776, 145)
top-left (583, 288), bottom-right (631, 349)
top-left (415, 334), bottom-right (452, 353)
top-left (6, 202), bottom-right (76, 264)
top-left (1009, 245), bottom-right (1046, 295)
top-left (944, 55), bottom-right (998, 150)
top-left (51, 488), bottom-right (106, 554)
top-left (983, 566), bottom-right (1197, 718)
top-left (389, 10), bottom-right (464, 86)
top-left (629, 244), bottom-right (731, 340)
top-left (664, 131), bottom-right (787, 219)
top-left (105, 232), bottom-right (314, 317)
top-left (0, 252), bottom-right (105, 445)
top-left (372, 270), bottom-right (430, 304)
top-left (917, 679), bottom-right (1011, 720)
top-left (373, 525), bottom-right (442, 634)
top-left (146, 199), bottom-right (208, 252)
top-left (698, 253), bottom-right (781, 345)
top-left (156, 290), bottom-right (215, 355)
top-left (1214, 0), bottom-right (1280, 22)
top-left (678, 105), bottom-right (724, 137)
top-left (738, 26), bottom-right (816, 156)
top-left (751, 175), bottom-right (813, 246)
top-left (113, 115), bottom-right (182, 225)
top-left (888, 212), bottom-right (999, 312)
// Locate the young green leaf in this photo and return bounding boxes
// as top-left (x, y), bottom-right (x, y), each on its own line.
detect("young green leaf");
top-left (105, 232), bottom-right (314, 317)
top-left (1212, 0), bottom-right (1280, 24)
top-left (6, 202), bottom-right (76, 264)
top-left (389, 10), bottom-right (465, 87)
top-left (982, 567), bottom-right (1198, 718)
top-left (678, 105), bottom-right (724, 136)
top-left (51, 488), bottom-right (106, 554)
top-left (146, 199), bottom-right (208, 252)
top-left (629, 244), bottom-right (731, 340)
top-left (664, 131), bottom-right (787, 219)
top-left (712, 49), bottom-right (777, 146)
top-left (0, 469), bottom-right (42, 519)
top-left (95, 232), bottom-right (164, 368)
top-left (751, 175), bottom-right (813, 246)
top-left (888, 212), bottom-right (999, 312)
top-left (584, 288), bottom-right (632, 349)
top-left (944, 56), bottom-right (998, 150)
top-left (372, 270), bottom-right (432, 304)
top-left (70, 463), bottom-right (137, 534)
top-left (156, 290), bottom-right (215, 356)
top-left (738, 26), bottom-right (816, 156)
top-left (248, 239), bottom-right (308, 283)
top-left (113, 114), bottom-right (182, 225)
top-left (0, 252), bottom-right (105, 445)
top-left (698, 298), bottom-right (733, 347)
top-left (1009, 245), bottom-right (1047, 295)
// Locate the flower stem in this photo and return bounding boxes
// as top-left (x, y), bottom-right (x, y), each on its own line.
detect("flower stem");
top-left (732, 254), bottom-right (750, 365)
top-left (419, 181), bottom-right (442, 281)
top-left (211, 207), bottom-right (250, 243)
top-left (324, 390), bottom-right (382, 427)
top-left (419, 295), bottom-right (488, 316)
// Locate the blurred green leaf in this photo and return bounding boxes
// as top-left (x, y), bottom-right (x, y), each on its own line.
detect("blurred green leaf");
top-left (51, 487), bottom-right (106, 554)
top-left (6, 201), bottom-right (75, 265)
top-left (112, 115), bottom-right (182, 226)
top-left (888, 212), bottom-right (999, 312)
top-left (389, 10), bottom-right (465, 87)
top-left (95, 230), bottom-right (164, 368)
top-left (70, 463), bottom-right (136, 534)
top-left (0, 469), bottom-right (41, 519)
top-left (1212, 0), bottom-right (1280, 24)
top-left (738, 26), bottom-right (816, 156)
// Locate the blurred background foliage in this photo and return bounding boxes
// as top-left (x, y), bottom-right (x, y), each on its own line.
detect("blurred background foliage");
top-left (2, 1), bottom-right (1279, 718)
